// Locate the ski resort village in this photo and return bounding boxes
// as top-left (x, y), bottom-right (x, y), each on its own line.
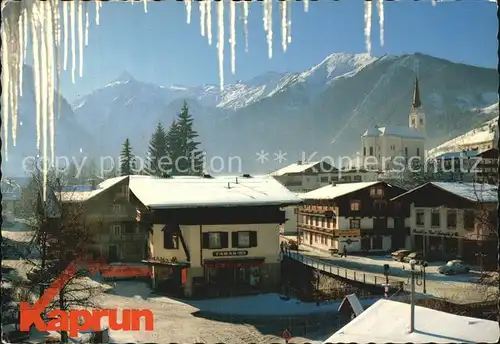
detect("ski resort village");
top-left (1, 0), bottom-right (499, 343)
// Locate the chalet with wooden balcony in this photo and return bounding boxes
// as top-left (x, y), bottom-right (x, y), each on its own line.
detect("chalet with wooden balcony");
top-left (475, 148), bottom-right (498, 184)
top-left (271, 160), bottom-right (338, 192)
top-left (59, 176), bottom-right (146, 263)
top-left (298, 181), bottom-right (409, 254)
top-left (132, 174), bottom-right (302, 298)
top-left (391, 182), bottom-right (498, 266)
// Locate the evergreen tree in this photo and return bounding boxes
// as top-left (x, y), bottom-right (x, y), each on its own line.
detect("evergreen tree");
top-left (165, 119), bottom-right (181, 175)
top-left (119, 138), bottom-right (135, 176)
top-left (146, 122), bottom-right (169, 177)
top-left (173, 101), bottom-right (204, 175)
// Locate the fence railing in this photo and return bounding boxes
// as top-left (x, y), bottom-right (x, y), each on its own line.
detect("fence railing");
top-left (284, 251), bottom-right (406, 290)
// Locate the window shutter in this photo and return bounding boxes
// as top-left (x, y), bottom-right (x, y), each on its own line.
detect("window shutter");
top-left (249, 231), bottom-right (258, 247)
top-left (163, 230), bottom-right (169, 249)
top-left (232, 232), bottom-right (239, 248)
top-left (220, 232), bottom-right (229, 248)
top-left (202, 233), bottom-right (210, 249)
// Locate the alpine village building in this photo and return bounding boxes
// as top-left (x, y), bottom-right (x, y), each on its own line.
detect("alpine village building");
top-left (133, 174), bottom-right (301, 298)
top-left (297, 181), bottom-right (409, 254)
top-left (391, 182), bottom-right (498, 267)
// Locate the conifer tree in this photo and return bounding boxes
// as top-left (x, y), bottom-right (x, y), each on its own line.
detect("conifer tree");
top-left (173, 101), bottom-right (204, 175)
top-left (119, 138), bottom-right (135, 176)
top-left (146, 122), bottom-right (169, 177)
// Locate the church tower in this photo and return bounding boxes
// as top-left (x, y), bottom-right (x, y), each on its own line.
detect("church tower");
top-left (408, 77), bottom-right (426, 138)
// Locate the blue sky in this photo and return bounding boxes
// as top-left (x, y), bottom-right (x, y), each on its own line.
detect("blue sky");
top-left (60, 0), bottom-right (497, 101)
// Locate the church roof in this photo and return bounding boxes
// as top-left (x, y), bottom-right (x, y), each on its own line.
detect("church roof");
top-left (362, 125), bottom-right (424, 139)
top-left (412, 77), bottom-right (421, 108)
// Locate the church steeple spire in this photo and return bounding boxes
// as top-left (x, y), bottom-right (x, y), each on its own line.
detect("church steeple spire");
top-left (412, 77), bottom-right (421, 108)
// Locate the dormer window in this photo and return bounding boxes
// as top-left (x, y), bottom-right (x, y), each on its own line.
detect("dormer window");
top-left (411, 118), bottom-right (416, 126)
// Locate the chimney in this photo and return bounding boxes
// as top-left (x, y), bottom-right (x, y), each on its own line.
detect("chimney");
top-left (235, 177), bottom-right (239, 184)
top-left (297, 160), bottom-right (302, 165)
top-left (89, 179), bottom-right (97, 190)
top-left (330, 181), bottom-right (336, 186)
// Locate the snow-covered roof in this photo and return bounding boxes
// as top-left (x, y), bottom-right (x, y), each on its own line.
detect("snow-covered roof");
top-left (428, 116), bottom-right (498, 158)
top-left (324, 299), bottom-right (500, 344)
top-left (271, 161), bottom-right (335, 176)
top-left (392, 182), bottom-right (498, 204)
top-left (435, 150), bottom-right (479, 160)
top-left (362, 125), bottom-right (424, 139)
top-left (302, 181), bottom-right (381, 200)
top-left (128, 175), bottom-right (302, 209)
top-left (59, 176), bottom-right (128, 203)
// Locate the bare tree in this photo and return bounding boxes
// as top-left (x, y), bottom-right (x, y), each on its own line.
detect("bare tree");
top-left (19, 161), bottom-right (105, 343)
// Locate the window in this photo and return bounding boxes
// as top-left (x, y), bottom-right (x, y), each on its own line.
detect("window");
top-left (431, 210), bottom-right (440, 227)
top-left (393, 201), bottom-right (401, 213)
top-left (419, 118), bottom-right (423, 125)
top-left (447, 210), bottom-right (457, 228)
top-left (113, 204), bottom-right (122, 214)
top-left (350, 200), bottom-right (361, 211)
top-left (373, 218), bottom-right (386, 229)
top-left (202, 232), bottom-right (229, 249)
top-left (111, 224), bottom-right (121, 235)
top-left (350, 219), bottom-right (360, 229)
top-left (369, 147), bottom-right (374, 156)
top-left (163, 230), bottom-right (179, 249)
top-left (417, 148), bottom-right (420, 156)
top-left (237, 231), bottom-right (250, 248)
top-left (342, 176), bottom-right (352, 182)
top-left (320, 176), bottom-right (329, 183)
top-left (376, 188), bottom-right (384, 196)
top-left (464, 210), bottom-right (475, 231)
top-left (353, 175), bottom-right (362, 182)
top-left (405, 147), bottom-right (408, 156)
top-left (363, 147), bottom-right (366, 156)
top-left (321, 236), bottom-right (325, 245)
top-left (370, 188), bottom-right (376, 196)
top-left (411, 118), bottom-right (416, 126)
top-left (231, 231), bottom-right (257, 248)
top-left (416, 210), bottom-right (425, 226)
top-left (331, 176), bottom-right (339, 182)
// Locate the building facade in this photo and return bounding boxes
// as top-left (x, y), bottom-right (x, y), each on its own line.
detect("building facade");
top-left (133, 174), bottom-right (301, 298)
top-left (361, 78), bottom-right (426, 171)
top-left (475, 148), bottom-right (498, 184)
top-left (392, 182), bottom-right (497, 265)
top-left (298, 181), bottom-right (409, 254)
top-left (59, 176), bottom-right (147, 263)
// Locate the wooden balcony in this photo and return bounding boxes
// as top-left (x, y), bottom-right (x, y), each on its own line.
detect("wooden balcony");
top-left (87, 212), bottom-right (135, 222)
top-left (110, 233), bottom-right (145, 241)
top-left (298, 204), bottom-right (335, 215)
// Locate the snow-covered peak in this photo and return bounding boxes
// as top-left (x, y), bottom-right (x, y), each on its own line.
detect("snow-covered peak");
top-left (106, 70), bottom-right (136, 87)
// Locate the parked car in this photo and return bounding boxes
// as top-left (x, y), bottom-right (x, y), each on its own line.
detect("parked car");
top-left (438, 260), bottom-right (470, 275)
top-left (403, 251), bottom-right (424, 264)
top-left (391, 249), bottom-right (412, 262)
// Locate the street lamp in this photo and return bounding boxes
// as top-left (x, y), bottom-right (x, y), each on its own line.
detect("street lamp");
top-left (408, 259), bottom-right (428, 333)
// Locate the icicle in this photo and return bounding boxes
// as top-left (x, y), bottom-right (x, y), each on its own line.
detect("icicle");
top-left (143, 0), bottom-right (148, 14)
top-left (229, 0), bottom-right (236, 74)
top-left (185, 0), bottom-right (192, 24)
top-left (40, 0), bottom-right (49, 200)
top-left (280, 0), bottom-right (287, 52)
top-left (265, 0), bottom-right (273, 59)
top-left (217, 0), bottom-right (224, 90)
top-left (95, 0), bottom-right (101, 26)
top-left (304, 0), bottom-right (309, 13)
top-left (377, 0), bottom-right (384, 46)
top-left (29, 3), bottom-right (42, 151)
top-left (47, 0), bottom-right (56, 165)
top-left (432, 0), bottom-right (437, 7)
top-left (78, 0), bottom-right (84, 78)
top-left (2, 19), bottom-right (11, 160)
top-left (63, 1), bottom-right (69, 70)
top-left (18, 9), bottom-right (25, 97)
top-left (10, 12), bottom-right (20, 148)
top-left (243, 1), bottom-right (249, 52)
top-left (70, 0), bottom-right (76, 83)
top-left (287, 0), bottom-right (292, 44)
top-left (199, 1), bottom-right (206, 36)
top-left (206, 0), bottom-right (212, 45)
top-left (85, 3), bottom-right (89, 46)
top-left (53, 0), bottom-right (63, 120)
top-left (23, 10), bottom-right (28, 64)
top-left (364, 0), bottom-right (372, 55)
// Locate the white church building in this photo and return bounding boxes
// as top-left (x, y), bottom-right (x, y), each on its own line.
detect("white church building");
top-left (361, 78), bottom-right (426, 171)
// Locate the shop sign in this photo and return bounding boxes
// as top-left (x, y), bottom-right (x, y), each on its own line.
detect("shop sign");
top-left (213, 250), bottom-right (248, 257)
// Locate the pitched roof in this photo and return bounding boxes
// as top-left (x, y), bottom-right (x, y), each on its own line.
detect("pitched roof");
top-left (435, 150), bottom-right (479, 160)
top-left (271, 161), bottom-right (336, 176)
top-left (391, 182), bottom-right (498, 204)
top-left (128, 175), bottom-right (302, 209)
top-left (323, 299), bottom-right (499, 343)
top-left (302, 181), bottom-right (381, 200)
top-left (59, 176), bottom-right (128, 203)
top-left (362, 125), bottom-right (424, 139)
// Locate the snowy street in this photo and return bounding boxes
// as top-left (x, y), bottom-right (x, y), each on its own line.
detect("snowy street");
top-left (291, 245), bottom-right (498, 304)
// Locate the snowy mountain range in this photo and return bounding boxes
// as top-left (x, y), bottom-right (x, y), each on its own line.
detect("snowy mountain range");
top-left (3, 52), bottom-right (498, 176)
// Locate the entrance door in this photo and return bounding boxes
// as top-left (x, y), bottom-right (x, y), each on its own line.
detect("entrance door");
top-left (108, 245), bottom-right (118, 262)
